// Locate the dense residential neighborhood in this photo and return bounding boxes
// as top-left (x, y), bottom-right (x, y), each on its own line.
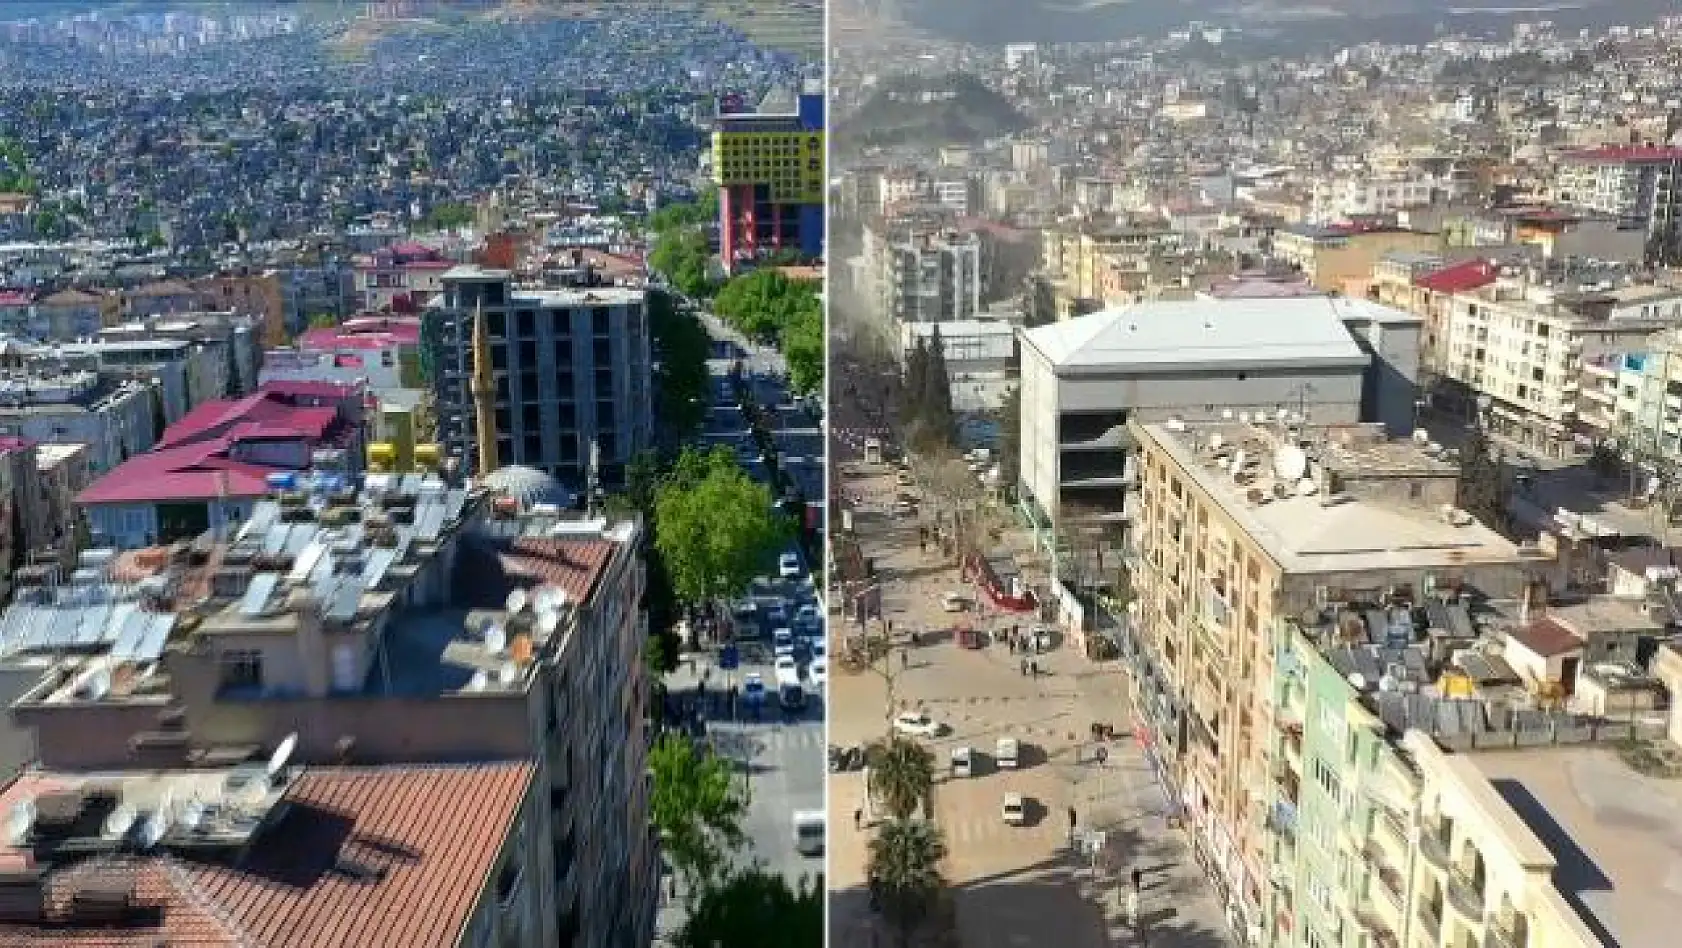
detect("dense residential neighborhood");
top-left (0, 3), bottom-right (823, 948)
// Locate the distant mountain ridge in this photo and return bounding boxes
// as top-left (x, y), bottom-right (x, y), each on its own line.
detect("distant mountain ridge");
top-left (889, 0), bottom-right (1679, 48)
top-left (835, 71), bottom-right (1031, 153)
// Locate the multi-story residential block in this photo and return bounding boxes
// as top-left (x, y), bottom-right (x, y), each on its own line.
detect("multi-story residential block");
top-left (4, 487), bottom-right (656, 948)
top-left (1124, 417), bottom-right (1563, 947)
top-left (427, 267), bottom-right (652, 488)
top-left (1433, 278), bottom-right (1682, 458)
top-left (352, 240), bottom-right (457, 314)
top-left (1272, 224), bottom-right (1440, 294)
top-left (0, 370), bottom-right (155, 475)
top-left (877, 229), bottom-right (985, 325)
top-left (1596, 322), bottom-right (1682, 460)
top-left (1015, 297), bottom-right (1421, 555)
top-left (96, 312), bottom-right (263, 401)
top-left (1309, 175), bottom-right (1441, 223)
top-left (263, 314), bottom-right (423, 393)
top-left (1553, 145), bottom-right (1682, 252)
top-left (30, 287), bottom-right (110, 339)
top-left (712, 84), bottom-right (825, 270)
top-left (1041, 222), bottom-right (1186, 316)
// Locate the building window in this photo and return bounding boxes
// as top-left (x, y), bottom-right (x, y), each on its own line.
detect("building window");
top-left (218, 650), bottom-right (263, 690)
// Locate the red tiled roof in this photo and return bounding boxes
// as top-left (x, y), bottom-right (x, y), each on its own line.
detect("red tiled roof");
top-left (1414, 259), bottom-right (1499, 294)
top-left (1508, 616), bottom-right (1584, 658)
top-left (496, 536), bottom-right (617, 605)
top-left (0, 762), bottom-right (535, 948)
top-left (1563, 145), bottom-right (1682, 164)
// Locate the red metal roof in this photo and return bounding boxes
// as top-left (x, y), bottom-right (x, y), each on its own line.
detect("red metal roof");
top-left (156, 393), bottom-right (336, 451)
top-left (1563, 145), bottom-right (1682, 164)
top-left (76, 439), bottom-right (277, 505)
top-left (0, 762), bottom-right (535, 948)
top-left (260, 380), bottom-right (362, 400)
top-left (1414, 259), bottom-right (1499, 294)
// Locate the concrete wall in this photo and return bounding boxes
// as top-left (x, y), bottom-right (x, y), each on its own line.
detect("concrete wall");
top-left (1056, 364), bottom-right (1367, 417)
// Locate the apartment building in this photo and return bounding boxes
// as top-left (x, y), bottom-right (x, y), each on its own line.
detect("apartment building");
top-left (1553, 145), bottom-right (1682, 249)
top-left (3, 486), bottom-right (656, 948)
top-left (427, 266), bottom-right (652, 489)
top-left (1308, 176), bottom-right (1440, 224)
top-left (876, 229), bottom-right (985, 325)
top-left (1040, 222), bottom-right (1186, 317)
top-left (1433, 278), bottom-right (1682, 458)
top-left (1273, 225), bottom-right (1440, 295)
top-left (1124, 418), bottom-right (1562, 946)
top-left (0, 369), bottom-right (156, 475)
top-left (1016, 297), bottom-right (1416, 555)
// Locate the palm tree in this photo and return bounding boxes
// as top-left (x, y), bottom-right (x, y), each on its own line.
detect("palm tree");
top-left (866, 736), bottom-right (935, 821)
top-left (867, 818), bottom-right (947, 947)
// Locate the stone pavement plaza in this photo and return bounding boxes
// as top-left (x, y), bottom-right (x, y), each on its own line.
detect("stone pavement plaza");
top-left (828, 464), bottom-right (1236, 948)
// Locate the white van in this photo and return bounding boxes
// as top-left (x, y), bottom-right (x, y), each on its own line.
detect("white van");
top-left (996, 737), bottom-right (1020, 769)
top-left (793, 809), bottom-right (825, 856)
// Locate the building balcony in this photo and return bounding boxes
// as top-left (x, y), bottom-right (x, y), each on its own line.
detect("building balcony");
top-left (1355, 908), bottom-right (1401, 948)
top-left (1417, 902), bottom-right (1444, 941)
top-left (1484, 918), bottom-right (1528, 948)
top-left (1418, 828), bottom-right (1452, 870)
top-left (1446, 868), bottom-right (1487, 921)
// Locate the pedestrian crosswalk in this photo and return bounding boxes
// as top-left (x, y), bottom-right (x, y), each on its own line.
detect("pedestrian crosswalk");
top-left (924, 815), bottom-right (1064, 847)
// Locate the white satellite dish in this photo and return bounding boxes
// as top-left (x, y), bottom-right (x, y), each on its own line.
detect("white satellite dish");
top-left (136, 811), bottom-right (168, 849)
top-left (103, 805), bottom-right (136, 839)
top-left (485, 624), bottom-right (507, 654)
top-left (1208, 432), bottom-right (1225, 450)
top-left (1378, 674), bottom-right (1397, 692)
top-left (467, 670), bottom-right (489, 691)
top-left (532, 587), bottom-right (558, 614)
top-left (536, 610), bottom-right (560, 636)
top-left (1273, 444), bottom-right (1308, 481)
top-left (268, 733), bottom-right (298, 780)
top-left (496, 661), bottom-right (519, 685)
top-left (7, 800), bottom-right (34, 845)
top-left (505, 589), bottom-right (529, 614)
top-left (1347, 672), bottom-right (1367, 691)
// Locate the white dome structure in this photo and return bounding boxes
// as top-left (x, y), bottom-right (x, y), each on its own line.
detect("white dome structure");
top-left (481, 465), bottom-right (573, 511)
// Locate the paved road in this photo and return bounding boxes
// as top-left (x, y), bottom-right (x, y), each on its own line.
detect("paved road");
top-left (828, 461), bottom-right (1235, 948)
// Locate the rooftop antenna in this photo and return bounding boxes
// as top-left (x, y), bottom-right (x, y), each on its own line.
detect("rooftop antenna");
top-left (536, 609), bottom-right (560, 637)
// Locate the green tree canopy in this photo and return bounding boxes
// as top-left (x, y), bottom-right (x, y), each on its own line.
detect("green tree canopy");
top-left (648, 290), bottom-right (710, 438)
top-left (648, 732), bottom-right (749, 897)
top-left (866, 736), bottom-right (935, 821)
top-left (654, 446), bottom-right (790, 604)
top-left (420, 201), bottom-right (475, 232)
top-left (650, 226), bottom-right (715, 298)
top-left (678, 868), bottom-right (824, 948)
top-left (868, 818), bottom-right (948, 944)
top-left (780, 299), bottom-right (824, 397)
top-left (712, 269), bottom-right (818, 342)
top-left (1456, 426), bottom-right (1510, 531)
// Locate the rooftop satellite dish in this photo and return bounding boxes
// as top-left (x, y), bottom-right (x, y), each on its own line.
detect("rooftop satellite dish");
top-left (1347, 672), bottom-right (1367, 691)
top-left (485, 623), bottom-right (507, 654)
top-left (103, 805), bottom-right (136, 840)
top-left (1208, 432), bottom-right (1225, 450)
top-left (268, 733), bottom-right (298, 779)
top-left (505, 589), bottom-right (529, 615)
top-left (1378, 674), bottom-right (1397, 692)
top-left (496, 661), bottom-right (518, 685)
top-left (136, 812), bottom-right (168, 849)
top-left (1273, 444), bottom-right (1308, 482)
top-left (180, 801), bottom-right (205, 832)
top-left (531, 587), bottom-right (557, 614)
top-left (7, 800), bottom-right (33, 845)
top-left (467, 670), bottom-right (489, 691)
top-left (536, 610), bottom-right (561, 636)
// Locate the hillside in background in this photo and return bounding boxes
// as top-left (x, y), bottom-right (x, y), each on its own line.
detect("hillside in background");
top-left (883, 0), bottom-right (1682, 49)
top-left (836, 72), bottom-right (1030, 153)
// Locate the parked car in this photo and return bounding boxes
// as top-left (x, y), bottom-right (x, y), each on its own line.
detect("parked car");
top-left (950, 746), bottom-right (974, 778)
top-left (996, 737), bottom-right (1020, 769)
top-left (941, 592), bottom-right (968, 613)
top-left (778, 552), bottom-right (802, 579)
top-left (773, 655), bottom-right (799, 678)
top-left (893, 711), bottom-right (945, 738)
top-left (809, 657), bottom-right (828, 687)
top-left (1001, 793), bottom-right (1027, 826)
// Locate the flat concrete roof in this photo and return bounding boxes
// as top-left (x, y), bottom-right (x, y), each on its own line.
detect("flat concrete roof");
top-left (1022, 297), bottom-right (1376, 374)
top-left (1469, 747), bottom-right (1682, 948)
top-left (1140, 420), bottom-right (1526, 574)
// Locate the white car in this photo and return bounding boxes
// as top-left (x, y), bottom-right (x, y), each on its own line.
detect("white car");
top-left (940, 592), bottom-right (968, 613)
top-left (1002, 793), bottom-right (1027, 826)
top-left (778, 553), bottom-right (802, 579)
top-left (774, 655), bottom-right (799, 678)
top-left (809, 657), bottom-right (828, 687)
top-left (893, 711), bottom-right (945, 738)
